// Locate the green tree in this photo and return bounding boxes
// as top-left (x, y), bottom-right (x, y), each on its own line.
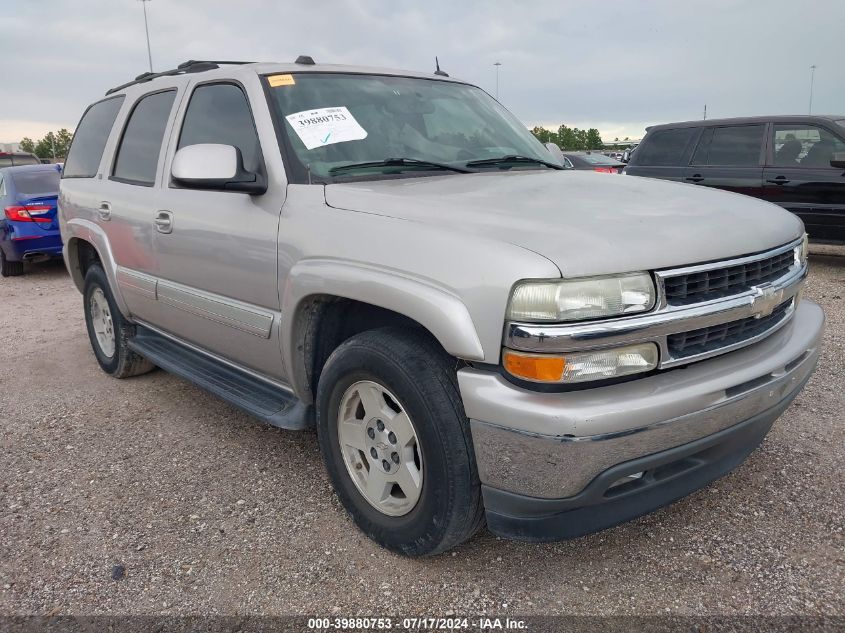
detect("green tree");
top-left (586, 128), bottom-right (603, 150)
top-left (557, 124), bottom-right (577, 150)
top-left (19, 128), bottom-right (73, 160)
top-left (19, 137), bottom-right (36, 153)
top-left (531, 126), bottom-right (558, 145)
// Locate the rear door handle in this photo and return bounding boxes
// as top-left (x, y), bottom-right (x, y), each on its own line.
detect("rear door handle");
top-left (766, 176), bottom-right (790, 185)
top-left (97, 201), bottom-right (111, 221)
top-left (685, 174), bottom-right (704, 183)
top-left (154, 210), bottom-right (174, 234)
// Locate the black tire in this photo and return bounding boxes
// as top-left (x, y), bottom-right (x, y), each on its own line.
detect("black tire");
top-left (316, 327), bottom-right (484, 556)
top-left (83, 264), bottom-right (155, 378)
top-left (0, 248), bottom-right (24, 277)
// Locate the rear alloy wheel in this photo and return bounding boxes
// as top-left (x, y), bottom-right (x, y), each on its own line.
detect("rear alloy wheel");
top-left (316, 327), bottom-right (484, 556)
top-left (83, 264), bottom-right (155, 378)
top-left (0, 249), bottom-right (24, 277)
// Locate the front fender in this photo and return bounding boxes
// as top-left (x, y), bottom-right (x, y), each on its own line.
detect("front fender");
top-left (281, 257), bottom-right (485, 400)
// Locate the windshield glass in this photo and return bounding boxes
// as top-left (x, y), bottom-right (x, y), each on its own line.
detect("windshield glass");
top-left (266, 73), bottom-right (556, 182)
top-left (576, 153), bottom-right (621, 165)
top-left (12, 169), bottom-right (60, 195)
top-left (0, 154), bottom-right (41, 167)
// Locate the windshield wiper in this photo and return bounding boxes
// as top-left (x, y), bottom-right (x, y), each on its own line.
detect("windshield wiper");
top-left (329, 157), bottom-right (473, 176)
top-left (464, 155), bottom-right (563, 170)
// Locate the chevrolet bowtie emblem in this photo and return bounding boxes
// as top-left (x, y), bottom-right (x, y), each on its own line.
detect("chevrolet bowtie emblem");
top-left (751, 286), bottom-right (783, 318)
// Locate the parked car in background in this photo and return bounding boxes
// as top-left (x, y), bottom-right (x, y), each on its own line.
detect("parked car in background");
top-left (544, 145), bottom-right (623, 172)
top-left (562, 151), bottom-right (625, 173)
top-left (0, 151), bottom-right (42, 167)
top-left (625, 116), bottom-right (845, 243)
top-left (622, 144), bottom-right (638, 163)
top-left (0, 164), bottom-right (63, 276)
top-left (60, 59), bottom-right (822, 556)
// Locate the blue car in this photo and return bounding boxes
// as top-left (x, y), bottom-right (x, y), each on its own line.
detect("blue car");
top-left (0, 164), bottom-right (63, 277)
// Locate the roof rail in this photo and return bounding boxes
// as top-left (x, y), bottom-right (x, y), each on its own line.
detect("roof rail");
top-left (105, 60), bottom-right (255, 96)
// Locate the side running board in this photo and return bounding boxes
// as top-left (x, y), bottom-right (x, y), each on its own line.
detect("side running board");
top-left (128, 326), bottom-right (311, 430)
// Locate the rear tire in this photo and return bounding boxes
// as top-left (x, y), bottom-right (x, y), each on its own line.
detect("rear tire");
top-left (83, 264), bottom-right (155, 378)
top-left (316, 327), bottom-right (484, 556)
top-left (0, 249), bottom-right (24, 277)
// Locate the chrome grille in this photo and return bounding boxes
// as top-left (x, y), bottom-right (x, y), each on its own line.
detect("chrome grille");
top-left (663, 249), bottom-right (795, 306)
top-left (668, 300), bottom-right (792, 359)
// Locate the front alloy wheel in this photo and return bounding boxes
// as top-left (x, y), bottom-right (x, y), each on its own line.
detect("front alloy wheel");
top-left (337, 380), bottom-right (423, 517)
top-left (316, 327), bottom-right (484, 556)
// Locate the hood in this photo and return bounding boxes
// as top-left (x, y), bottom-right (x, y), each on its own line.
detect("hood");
top-left (324, 171), bottom-right (804, 277)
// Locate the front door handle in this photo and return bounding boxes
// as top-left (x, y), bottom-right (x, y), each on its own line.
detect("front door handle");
top-left (154, 210), bottom-right (174, 234)
top-left (766, 176), bottom-right (790, 185)
top-left (685, 174), bottom-right (704, 182)
top-left (97, 202), bottom-right (111, 221)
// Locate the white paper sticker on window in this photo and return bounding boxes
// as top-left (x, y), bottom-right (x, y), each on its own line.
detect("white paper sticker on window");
top-left (285, 107), bottom-right (368, 150)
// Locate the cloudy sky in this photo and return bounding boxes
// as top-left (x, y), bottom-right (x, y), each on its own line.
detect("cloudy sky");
top-left (2, 0), bottom-right (842, 144)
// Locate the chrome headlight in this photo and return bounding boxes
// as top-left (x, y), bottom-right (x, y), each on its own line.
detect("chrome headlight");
top-left (795, 233), bottom-right (809, 267)
top-left (507, 273), bottom-right (655, 322)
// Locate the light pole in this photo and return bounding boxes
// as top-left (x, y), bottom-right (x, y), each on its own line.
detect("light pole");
top-left (139, 0), bottom-right (153, 73)
top-left (808, 65), bottom-right (817, 115)
top-left (494, 62), bottom-right (501, 100)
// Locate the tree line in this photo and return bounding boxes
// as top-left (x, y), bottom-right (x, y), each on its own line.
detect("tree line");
top-left (530, 125), bottom-right (603, 151)
top-left (19, 129), bottom-right (73, 161)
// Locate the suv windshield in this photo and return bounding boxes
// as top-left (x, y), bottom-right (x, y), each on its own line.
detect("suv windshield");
top-left (266, 73), bottom-right (557, 182)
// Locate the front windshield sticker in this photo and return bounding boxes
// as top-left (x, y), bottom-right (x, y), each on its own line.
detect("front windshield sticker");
top-left (285, 106), bottom-right (368, 150)
top-left (267, 74), bottom-right (295, 87)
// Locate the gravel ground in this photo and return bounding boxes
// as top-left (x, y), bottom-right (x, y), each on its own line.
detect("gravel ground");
top-left (0, 248), bottom-right (843, 618)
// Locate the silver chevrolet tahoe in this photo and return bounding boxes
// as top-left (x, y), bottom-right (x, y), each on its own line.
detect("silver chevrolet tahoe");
top-left (59, 58), bottom-right (824, 556)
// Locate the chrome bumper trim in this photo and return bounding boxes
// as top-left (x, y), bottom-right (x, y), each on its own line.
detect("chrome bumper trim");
top-left (506, 246), bottom-right (807, 368)
top-left (466, 300), bottom-right (824, 499)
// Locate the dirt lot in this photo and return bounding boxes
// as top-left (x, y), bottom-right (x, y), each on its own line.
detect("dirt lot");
top-left (1, 249), bottom-right (843, 617)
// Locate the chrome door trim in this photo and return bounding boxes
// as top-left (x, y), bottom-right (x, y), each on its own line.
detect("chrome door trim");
top-left (116, 266), bottom-right (157, 300)
top-left (156, 280), bottom-right (274, 338)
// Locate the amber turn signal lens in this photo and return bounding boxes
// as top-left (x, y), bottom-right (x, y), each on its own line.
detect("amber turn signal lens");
top-left (502, 350), bottom-right (566, 382)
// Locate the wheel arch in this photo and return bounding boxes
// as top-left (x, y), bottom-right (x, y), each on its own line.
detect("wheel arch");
top-left (63, 220), bottom-right (129, 316)
top-left (281, 259), bottom-right (485, 404)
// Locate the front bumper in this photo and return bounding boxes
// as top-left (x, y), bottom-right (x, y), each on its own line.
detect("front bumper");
top-left (459, 300), bottom-right (824, 541)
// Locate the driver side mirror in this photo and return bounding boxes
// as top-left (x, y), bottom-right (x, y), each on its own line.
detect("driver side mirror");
top-left (544, 142), bottom-right (566, 166)
top-left (171, 144), bottom-right (266, 194)
top-left (830, 152), bottom-right (845, 169)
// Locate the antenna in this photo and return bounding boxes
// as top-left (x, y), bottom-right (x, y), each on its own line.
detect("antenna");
top-left (434, 57), bottom-right (449, 77)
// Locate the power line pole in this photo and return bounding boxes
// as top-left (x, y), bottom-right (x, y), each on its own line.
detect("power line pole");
top-left (808, 65), bottom-right (817, 114)
top-left (494, 62), bottom-right (501, 100)
top-left (703, 104), bottom-right (707, 120)
top-left (139, 0), bottom-right (153, 73)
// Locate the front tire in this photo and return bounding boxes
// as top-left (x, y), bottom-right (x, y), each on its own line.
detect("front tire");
top-left (83, 264), bottom-right (155, 378)
top-left (316, 327), bottom-right (484, 556)
top-left (0, 249), bottom-right (24, 277)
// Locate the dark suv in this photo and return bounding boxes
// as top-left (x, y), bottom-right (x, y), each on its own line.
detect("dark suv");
top-left (625, 115), bottom-right (845, 243)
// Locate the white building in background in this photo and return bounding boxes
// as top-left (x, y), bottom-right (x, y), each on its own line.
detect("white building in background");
top-left (0, 142), bottom-right (22, 153)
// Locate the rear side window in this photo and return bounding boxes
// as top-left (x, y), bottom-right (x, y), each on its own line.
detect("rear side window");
top-left (177, 83), bottom-right (261, 173)
top-left (632, 128), bottom-right (695, 166)
top-left (112, 90), bottom-right (177, 185)
top-left (703, 125), bottom-right (764, 166)
top-left (12, 170), bottom-right (60, 195)
top-left (64, 96), bottom-right (125, 178)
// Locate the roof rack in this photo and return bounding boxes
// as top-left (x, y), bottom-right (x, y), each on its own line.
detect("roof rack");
top-left (105, 60), bottom-right (255, 95)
